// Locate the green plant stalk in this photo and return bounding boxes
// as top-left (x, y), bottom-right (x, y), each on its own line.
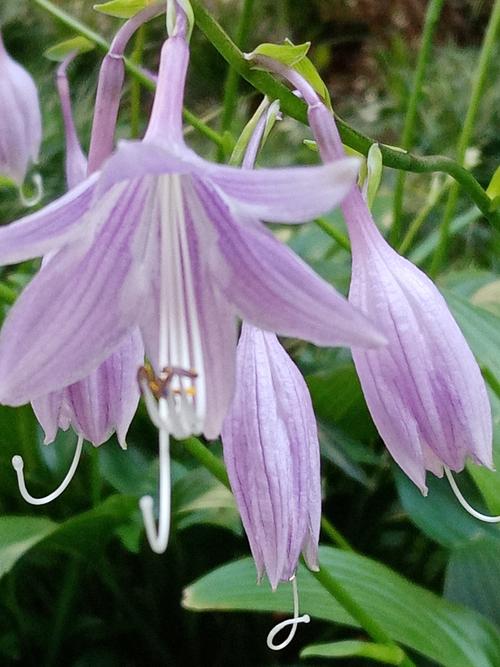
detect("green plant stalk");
top-left (398, 177), bottom-right (451, 255)
top-left (431, 0), bottom-right (500, 275)
top-left (182, 436), bottom-right (414, 664)
top-left (33, 0), bottom-right (225, 148)
top-left (130, 25), bottom-right (145, 138)
top-left (315, 216), bottom-right (351, 252)
top-left (311, 568), bottom-right (416, 666)
top-left (190, 0), bottom-right (500, 229)
top-left (320, 516), bottom-right (353, 551)
top-left (217, 0), bottom-right (256, 160)
top-left (391, 0), bottom-right (445, 244)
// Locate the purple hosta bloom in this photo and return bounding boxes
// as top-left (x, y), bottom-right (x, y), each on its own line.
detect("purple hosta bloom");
top-left (263, 62), bottom-right (493, 493)
top-left (32, 329), bottom-right (144, 449)
top-left (0, 33), bottom-right (384, 435)
top-left (0, 29), bottom-right (42, 187)
top-left (8, 47), bottom-right (145, 508)
top-left (222, 323), bottom-right (321, 590)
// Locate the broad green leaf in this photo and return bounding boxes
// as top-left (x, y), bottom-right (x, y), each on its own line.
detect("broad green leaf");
top-left (38, 494), bottom-right (137, 556)
top-left (248, 41), bottom-right (311, 67)
top-left (445, 539), bottom-right (500, 626)
top-left (301, 640), bottom-right (405, 664)
top-left (0, 516), bottom-right (57, 578)
top-left (44, 36), bottom-right (94, 62)
top-left (472, 280), bottom-right (500, 316)
top-left (93, 0), bottom-right (152, 18)
top-left (444, 290), bottom-right (500, 513)
top-left (183, 547), bottom-right (500, 667)
top-left (395, 471), bottom-right (499, 550)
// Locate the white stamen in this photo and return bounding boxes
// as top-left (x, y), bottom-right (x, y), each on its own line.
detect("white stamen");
top-left (139, 414), bottom-right (171, 553)
top-left (139, 173), bottom-right (205, 554)
top-left (266, 576), bottom-right (310, 651)
top-left (445, 467), bottom-right (500, 523)
top-left (12, 435), bottom-right (84, 506)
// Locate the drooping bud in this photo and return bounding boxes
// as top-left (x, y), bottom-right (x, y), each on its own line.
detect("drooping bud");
top-left (222, 323), bottom-right (321, 590)
top-left (0, 30), bottom-right (42, 187)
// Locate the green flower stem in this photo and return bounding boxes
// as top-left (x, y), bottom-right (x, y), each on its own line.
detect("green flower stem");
top-left (320, 516), bottom-right (354, 551)
top-left (33, 0), bottom-right (225, 148)
top-left (398, 177), bottom-right (451, 255)
top-left (190, 0), bottom-right (499, 229)
top-left (182, 436), bottom-right (229, 487)
top-left (315, 217), bottom-right (351, 252)
top-left (391, 0), bottom-right (445, 245)
top-left (182, 436), bottom-right (414, 663)
top-left (431, 0), bottom-right (500, 275)
top-left (130, 25), bottom-right (145, 138)
top-left (217, 0), bottom-right (256, 160)
top-left (311, 568), bottom-right (417, 667)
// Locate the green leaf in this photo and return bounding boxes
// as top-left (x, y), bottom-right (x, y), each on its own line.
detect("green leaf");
top-left (249, 41), bottom-right (311, 67)
top-left (486, 165), bottom-right (500, 199)
top-left (444, 289), bottom-right (500, 513)
top-left (301, 640), bottom-right (405, 664)
top-left (183, 547), bottom-right (500, 667)
top-left (395, 471), bottom-right (499, 550)
top-left (44, 36), bottom-right (95, 62)
top-left (445, 539), bottom-right (500, 627)
top-left (93, 0), bottom-right (151, 18)
top-left (0, 516), bottom-right (57, 578)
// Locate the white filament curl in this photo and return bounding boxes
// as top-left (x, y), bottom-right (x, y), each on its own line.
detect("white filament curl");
top-left (445, 467), bottom-right (500, 523)
top-left (12, 435), bottom-right (84, 506)
top-left (266, 576), bottom-right (310, 651)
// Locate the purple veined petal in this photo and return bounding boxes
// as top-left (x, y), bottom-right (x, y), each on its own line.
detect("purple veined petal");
top-left (144, 36), bottom-right (189, 147)
top-left (222, 323), bottom-right (321, 589)
top-left (94, 140), bottom-right (196, 199)
top-left (0, 174), bottom-right (98, 266)
top-left (66, 329), bottom-right (143, 448)
top-left (206, 157), bottom-right (360, 224)
top-left (190, 178), bottom-right (385, 349)
top-left (183, 199), bottom-right (238, 440)
top-left (32, 390), bottom-right (69, 445)
top-left (0, 180), bottom-right (151, 406)
top-left (56, 54), bottom-right (88, 189)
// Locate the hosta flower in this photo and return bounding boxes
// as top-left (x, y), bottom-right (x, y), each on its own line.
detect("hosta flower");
top-left (222, 323), bottom-right (321, 590)
top-left (0, 34), bottom-right (383, 433)
top-left (256, 59), bottom-right (493, 493)
top-left (0, 29), bottom-right (42, 187)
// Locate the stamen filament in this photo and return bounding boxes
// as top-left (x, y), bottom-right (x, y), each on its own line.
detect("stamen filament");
top-left (12, 435), bottom-right (84, 506)
top-left (266, 576), bottom-right (310, 651)
top-left (445, 467), bottom-right (500, 523)
top-left (139, 403), bottom-right (172, 554)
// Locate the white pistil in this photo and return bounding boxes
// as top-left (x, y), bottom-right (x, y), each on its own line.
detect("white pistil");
top-left (12, 435), bottom-right (84, 506)
top-left (266, 575), bottom-right (310, 651)
top-left (139, 417), bottom-right (171, 554)
top-left (445, 467), bottom-right (500, 523)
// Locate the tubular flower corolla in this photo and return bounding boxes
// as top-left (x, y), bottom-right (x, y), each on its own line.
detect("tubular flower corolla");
top-left (222, 323), bottom-right (321, 590)
top-left (0, 29), bottom-right (42, 194)
top-left (255, 58), bottom-right (493, 494)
